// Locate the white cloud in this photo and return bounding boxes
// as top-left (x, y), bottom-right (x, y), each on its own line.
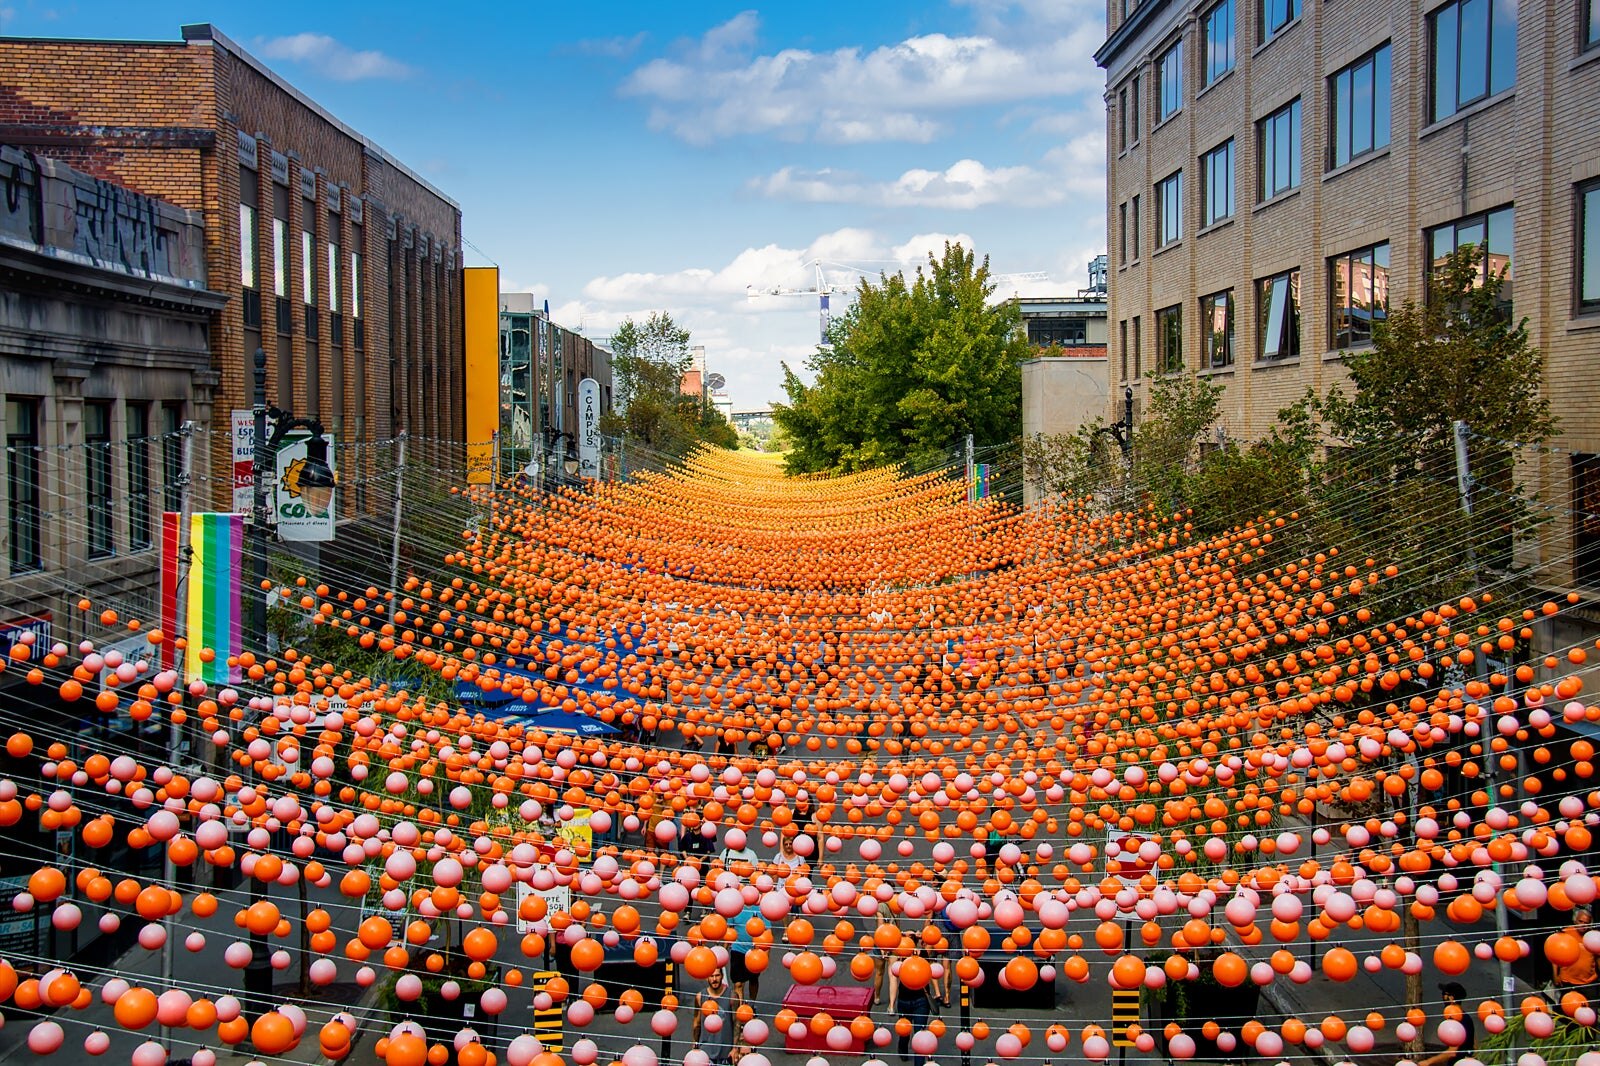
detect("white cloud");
top-left (542, 229), bottom-right (1044, 408)
top-left (751, 130), bottom-right (1106, 210)
top-left (256, 33), bottom-right (413, 82)
top-left (621, 11), bottom-right (1104, 145)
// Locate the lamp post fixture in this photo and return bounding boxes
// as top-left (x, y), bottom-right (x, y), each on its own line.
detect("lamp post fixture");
top-left (1097, 385), bottom-right (1136, 460)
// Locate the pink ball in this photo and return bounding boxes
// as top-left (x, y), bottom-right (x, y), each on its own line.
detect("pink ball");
top-left (996, 1033), bottom-right (1023, 1058)
top-left (507, 1035), bottom-right (542, 1066)
top-left (27, 1021), bottom-right (64, 1054)
top-left (84, 1030), bottom-right (111, 1056)
top-left (131, 1040), bottom-right (168, 1066)
top-left (622, 1045), bottom-right (659, 1066)
top-left (1168, 1035), bottom-right (1196, 1059)
top-left (566, 1000), bottom-right (594, 1027)
top-left (743, 1019), bottom-right (770, 1045)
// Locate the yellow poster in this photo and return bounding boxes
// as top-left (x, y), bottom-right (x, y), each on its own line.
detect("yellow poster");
top-left (557, 807), bottom-right (593, 862)
top-left (462, 266), bottom-right (499, 484)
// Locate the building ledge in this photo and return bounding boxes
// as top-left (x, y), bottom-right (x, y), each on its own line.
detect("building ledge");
top-left (1571, 45), bottom-right (1600, 73)
top-left (1196, 66), bottom-right (1236, 102)
top-left (1153, 238), bottom-right (1184, 259)
top-left (1419, 88), bottom-right (1515, 140)
top-left (1567, 313), bottom-right (1600, 332)
top-left (0, 241), bottom-right (229, 314)
top-left (1253, 186), bottom-right (1302, 215)
top-left (1197, 216), bottom-right (1236, 239)
top-left (1252, 356), bottom-right (1302, 370)
top-left (1324, 145), bottom-right (1391, 184)
top-left (1252, 16), bottom-right (1303, 60)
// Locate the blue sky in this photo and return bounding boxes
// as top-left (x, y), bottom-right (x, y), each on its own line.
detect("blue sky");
top-left (2, 0), bottom-right (1108, 407)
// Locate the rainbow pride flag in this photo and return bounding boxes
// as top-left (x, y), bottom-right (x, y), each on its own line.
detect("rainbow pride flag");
top-left (184, 512), bottom-right (243, 684)
top-left (971, 463), bottom-right (990, 501)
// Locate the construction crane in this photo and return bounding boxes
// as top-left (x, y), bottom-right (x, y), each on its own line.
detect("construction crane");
top-left (747, 260), bottom-right (839, 348)
top-left (747, 260), bottom-right (1051, 348)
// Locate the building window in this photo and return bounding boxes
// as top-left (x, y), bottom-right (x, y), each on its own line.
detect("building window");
top-left (1028, 318), bottom-right (1089, 346)
top-left (1129, 73), bottom-right (1141, 145)
top-left (86, 401), bottom-right (113, 558)
top-left (1579, 180), bottom-right (1600, 314)
top-left (1588, 0), bottom-right (1599, 50)
top-left (1204, 0), bottom-right (1235, 85)
top-left (1258, 98), bottom-right (1302, 201)
top-left (328, 239), bottom-right (340, 312)
top-left (300, 204), bottom-right (316, 305)
top-left (239, 202), bottom-right (256, 290)
top-left (1132, 315), bottom-right (1142, 378)
top-left (161, 404), bottom-right (183, 514)
top-left (1257, 269), bottom-right (1301, 361)
top-left (1157, 171), bottom-right (1183, 247)
top-left (1119, 87), bottom-right (1129, 152)
top-left (1120, 320), bottom-right (1129, 380)
top-left (1157, 305), bottom-right (1183, 372)
top-left (6, 398), bottom-right (42, 573)
top-left (272, 217), bottom-right (288, 299)
top-left (1260, 0), bottom-right (1300, 44)
top-left (1430, 0), bottom-right (1518, 123)
top-left (1130, 194), bottom-right (1141, 259)
top-left (1331, 242), bottom-right (1391, 350)
top-left (1201, 139), bottom-right (1234, 226)
top-left (351, 250), bottom-right (362, 318)
top-left (1428, 205), bottom-right (1513, 303)
top-left (1119, 202), bottom-right (1129, 264)
top-left (1331, 44), bottom-right (1392, 168)
top-left (1201, 290), bottom-right (1234, 368)
top-left (1158, 41), bottom-right (1183, 121)
top-left (126, 404), bottom-right (151, 551)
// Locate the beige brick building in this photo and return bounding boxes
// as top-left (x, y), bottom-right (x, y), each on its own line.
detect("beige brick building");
top-left (1097, 0), bottom-right (1600, 596)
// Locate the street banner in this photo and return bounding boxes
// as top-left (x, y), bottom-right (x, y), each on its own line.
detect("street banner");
top-left (274, 430), bottom-right (337, 542)
top-left (578, 377), bottom-right (601, 479)
top-left (463, 266), bottom-right (499, 483)
top-left (231, 410), bottom-right (253, 515)
top-left (184, 512), bottom-right (242, 684)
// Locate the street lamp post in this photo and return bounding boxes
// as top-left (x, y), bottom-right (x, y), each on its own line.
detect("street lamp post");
top-left (244, 349), bottom-right (337, 1009)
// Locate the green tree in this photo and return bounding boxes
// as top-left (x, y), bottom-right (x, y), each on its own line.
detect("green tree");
top-left (600, 312), bottom-right (737, 459)
top-left (773, 243), bottom-right (1030, 473)
top-left (1320, 245), bottom-right (1556, 611)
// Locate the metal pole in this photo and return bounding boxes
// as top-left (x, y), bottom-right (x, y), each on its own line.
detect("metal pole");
top-left (959, 974), bottom-right (972, 1066)
top-left (245, 348), bottom-right (272, 1008)
top-left (965, 433), bottom-right (975, 503)
top-left (389, 432), bottom-right (407, 593)
top-left (157, 420), bottom-right (198, 1050)
top-left (1453, 419), bottom-right (1513, 1011)
top-left (1120, 386), bottom-right (1134, 460)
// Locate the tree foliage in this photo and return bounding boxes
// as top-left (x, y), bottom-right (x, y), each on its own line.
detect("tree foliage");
top-left (773, 243), bottom-right (1031, 474)
top-left (600, 312), bottom-right (737, 459)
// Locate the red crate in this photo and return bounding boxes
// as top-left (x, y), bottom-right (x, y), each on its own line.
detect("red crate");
top-left (781, 984), bottom-right (874, 1054)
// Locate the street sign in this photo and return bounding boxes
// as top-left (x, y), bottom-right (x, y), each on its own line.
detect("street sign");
top-left (231, 410), bottom-right (253, 516)
top-left (1105, 828), bottom-right (1155, 886)
top-left (274, 430), bottom-right (336, 541)
top-left (533, 970), bottom-right (565, 1051)
top-left (1112, 988), bottom-right (1141, 1046)
top-left (578, 378), bottom-right (601, 479)
top-left (516, 881), bottom-right (571, 934)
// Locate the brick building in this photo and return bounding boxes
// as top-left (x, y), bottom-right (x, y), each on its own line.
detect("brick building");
top-left (0, 24), bottom-right (466, 516)
top-left (1097, 0), bottom-right (1600, 597)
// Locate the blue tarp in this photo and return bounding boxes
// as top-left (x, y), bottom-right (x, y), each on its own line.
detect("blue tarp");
top-left (497, 709), bottom-right (619, 736)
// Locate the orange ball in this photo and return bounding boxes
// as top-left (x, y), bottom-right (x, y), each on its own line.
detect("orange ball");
top-left (113, 986), bottom-right (159, 1029)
